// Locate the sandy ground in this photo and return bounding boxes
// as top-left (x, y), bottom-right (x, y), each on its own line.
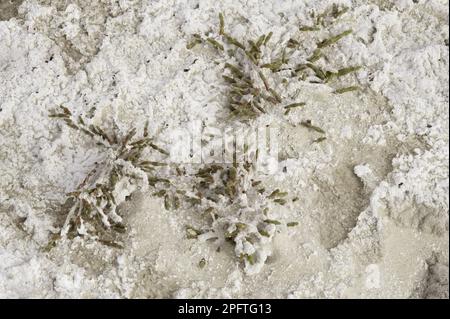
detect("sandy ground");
top-left (0, 0), bottom-right (448, 298)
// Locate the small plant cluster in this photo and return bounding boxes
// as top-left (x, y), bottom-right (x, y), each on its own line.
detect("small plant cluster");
top-left (47, 105), bottom-right (170, 249)
top-left (183, 157), bottom-right (300, 273)
top-left (187, 5), bottom-right (360, 122)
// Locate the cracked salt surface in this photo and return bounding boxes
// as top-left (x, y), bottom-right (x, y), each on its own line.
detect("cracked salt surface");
top-left (0, 0), bottom-right (448, 298)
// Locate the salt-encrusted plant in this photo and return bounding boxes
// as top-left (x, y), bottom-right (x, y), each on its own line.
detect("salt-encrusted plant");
top-left (183, 160), bottom-right (295, 274)
top-left (47, 105), bottom-right (169, 249)
top-left (187, 5), bottom-right (361, 123)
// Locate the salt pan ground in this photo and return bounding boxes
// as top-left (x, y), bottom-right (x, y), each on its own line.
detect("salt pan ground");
top-left (0, 0), bottom-right (448, 298)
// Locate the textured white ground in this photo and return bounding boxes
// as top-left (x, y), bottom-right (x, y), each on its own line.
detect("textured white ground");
top-left (0, 0), bottom-right (448, 298)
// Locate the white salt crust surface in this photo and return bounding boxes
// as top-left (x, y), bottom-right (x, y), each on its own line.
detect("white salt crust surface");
top-left (0, 0), bottom-right (448, 298)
